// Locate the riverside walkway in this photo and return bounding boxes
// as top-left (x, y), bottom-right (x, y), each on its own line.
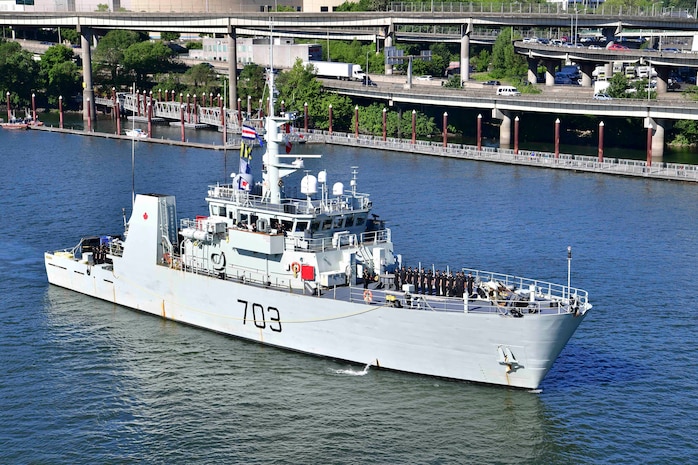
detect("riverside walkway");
top-left (32, 115), bottom-right (698, 183)
top-left (307, 130), bottom-right (698, 183)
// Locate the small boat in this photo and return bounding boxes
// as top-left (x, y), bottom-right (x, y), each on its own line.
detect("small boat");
top-left (125, 128), bottom-right (148, 138)
top-left (1, 114), bottom-right (30, 130)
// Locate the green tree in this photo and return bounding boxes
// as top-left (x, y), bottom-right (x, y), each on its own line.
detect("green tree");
top-left (490, 28), bottom-right (527, 80)
top-left (238, 63), bottom-right (266, 106)
top-left (606, 73), bottom-right (630, 98)
top-left (47, 61), bottom-right (82, 104)
top-left (276, 60), bottom-right (352, 130)
top-left (411, 42), bottom-right (454, 78)
top-left (93, 30), bottom-right (143, 87)
top-left (96, 3), bottom-right (109, 11)
top-left (40, 45), bottom-right (81, 104)
top-left (122, 41), bottom-right (176, 88)
top-left (276, 60), bottom-right (323, 115)
top-left (181, 63), bottom-right (220, 95)
top-left (471, 48), bottom-right (491, 73)
top-left (152, 73), bottom-right (185, 97)
top-left (161, 32), bottom-right (181, 42)
top-left (672, 120), bottom-right (698, 145)
top-left (0, 40), bottom-right (40, 108)
top-left (60, 27), bottom-right (80, 46)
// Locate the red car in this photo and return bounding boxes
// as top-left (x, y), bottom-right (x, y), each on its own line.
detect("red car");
top-left (608, 43), bottom-right (630, 51)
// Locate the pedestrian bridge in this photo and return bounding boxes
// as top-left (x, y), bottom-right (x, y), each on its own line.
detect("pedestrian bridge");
top-left (95, 94), bottom-right (252, 133)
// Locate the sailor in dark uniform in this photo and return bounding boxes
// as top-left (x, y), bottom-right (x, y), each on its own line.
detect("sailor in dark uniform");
top-left (445, 273), bottom-right (453, 297)
top-left (435, 270), bottom-right (442, 296)
top-left (467, 273), bottom-right (474, 297)
top-left (426, 270), bottom-right (433, 295)
top-left (400, 266), bottom-right (407, 290)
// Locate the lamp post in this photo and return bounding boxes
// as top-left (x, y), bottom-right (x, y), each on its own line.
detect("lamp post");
top-left (328, 104), bottom-right (333, 134)
top-left (411, 109), bottom-right (416, 144)
top-left (554, 118), bottom-right (560, 158)
top-left (382, 107), bottom-right (387, 141)
top-left (366, 50), bottom-right (370, 85)
top-left (598, 121), bottom-right (604, 162)
top-left (304, 102), bottom-right (308, 132)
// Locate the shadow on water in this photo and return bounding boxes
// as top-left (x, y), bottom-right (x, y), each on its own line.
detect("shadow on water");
top-left (544, 340), bottom-right (644, 391)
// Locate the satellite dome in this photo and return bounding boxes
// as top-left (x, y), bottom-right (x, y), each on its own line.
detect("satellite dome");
top-left (332, 182), bottom-right (344, 196)
top-left (301, 175), bottom-right (318, 195)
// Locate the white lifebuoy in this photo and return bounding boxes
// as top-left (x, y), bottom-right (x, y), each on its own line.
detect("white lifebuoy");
top-left (363, 289), bottom-right (373, 303)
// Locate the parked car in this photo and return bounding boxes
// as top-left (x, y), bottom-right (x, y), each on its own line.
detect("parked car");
top-left (593, 93), bottom-right (613, 100)
top-left (608, 43), bottom-right (630, 51)
top-left (416, 75), bottom-right (432, 81)
top-left (483, 80), bottom-right (501, 86)
top-left (662, 47), bottom-right (680, 53)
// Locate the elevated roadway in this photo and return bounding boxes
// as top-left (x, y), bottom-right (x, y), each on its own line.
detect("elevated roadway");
top-left (3, 9), bottom-right (698, 125)
top-left (322, 78), bottom-right (698, 157)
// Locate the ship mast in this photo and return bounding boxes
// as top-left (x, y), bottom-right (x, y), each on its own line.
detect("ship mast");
top-left (264, 23), bottom-right (284, 205)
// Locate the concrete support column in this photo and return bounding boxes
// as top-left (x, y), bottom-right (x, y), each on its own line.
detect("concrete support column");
top-left (527, 58), bottom-right (538, 85)
top-left (384, 24), bottom-right (394, 75)
top-left (499, 110), bottom-right (512, 148)
top-left (544, 60), bottom-right (557, 86)
top-left (652, 118), bottom-right (666, 160)
top-left (460, 21), bottom-right (472, 84)
top-left (227, 25), bottom-right (237, 110)
top-left (604, 63), bottom-right (613, 80)
top-left (601, 27), bottom-right (617, 43)
top-left (79, 27), bottom-right (95, 122)
top-left (655, 65), bottom-right (670, 95)
top-left (580, 63), bottom-right (594, 87)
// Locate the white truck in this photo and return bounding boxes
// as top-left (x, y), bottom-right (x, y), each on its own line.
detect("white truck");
top-left (306, 61), bottom-right (367, 81)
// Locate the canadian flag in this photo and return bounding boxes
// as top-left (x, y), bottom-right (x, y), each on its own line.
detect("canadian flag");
top-left (285, 140), bottom-right (293, 154)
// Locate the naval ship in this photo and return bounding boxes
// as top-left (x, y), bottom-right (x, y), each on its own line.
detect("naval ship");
top-left (44, 76), bottom-right (591, 390)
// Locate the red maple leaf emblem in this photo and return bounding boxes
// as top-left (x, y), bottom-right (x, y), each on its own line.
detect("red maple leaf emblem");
top-left (143, 212), bottom-right (148, 220)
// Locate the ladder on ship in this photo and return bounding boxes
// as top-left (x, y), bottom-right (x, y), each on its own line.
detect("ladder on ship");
top-left (158, 196), bottom-right (178, 263)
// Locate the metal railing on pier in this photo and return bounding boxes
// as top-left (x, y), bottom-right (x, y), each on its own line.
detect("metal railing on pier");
top-left (307, 129), bottom-right (698, 183)
top-left (94, 94), bottom-right (252, 134)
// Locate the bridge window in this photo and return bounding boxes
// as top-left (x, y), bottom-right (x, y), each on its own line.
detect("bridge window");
top-left (332, 216), bottom-right (344, 228)
top-left (356, 215), bottom-right (366, 226)
top-left (310, 221), bottom-right (320, 232)
top-left (294, 221), bottom-right (308, 232)
top-left (321, 219), bottom-right (332, 230)
top-left (345, 215), bottom-right (354, 227)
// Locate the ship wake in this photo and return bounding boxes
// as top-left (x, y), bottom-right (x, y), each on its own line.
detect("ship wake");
top-left (334, 363), bottom-right (371, 376)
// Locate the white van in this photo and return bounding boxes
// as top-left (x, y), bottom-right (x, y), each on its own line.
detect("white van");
top-left (496, 86), bottom-right (521, 96)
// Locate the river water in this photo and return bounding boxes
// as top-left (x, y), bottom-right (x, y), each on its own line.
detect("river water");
top-left (1, 127), bottom-right (696, 464)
